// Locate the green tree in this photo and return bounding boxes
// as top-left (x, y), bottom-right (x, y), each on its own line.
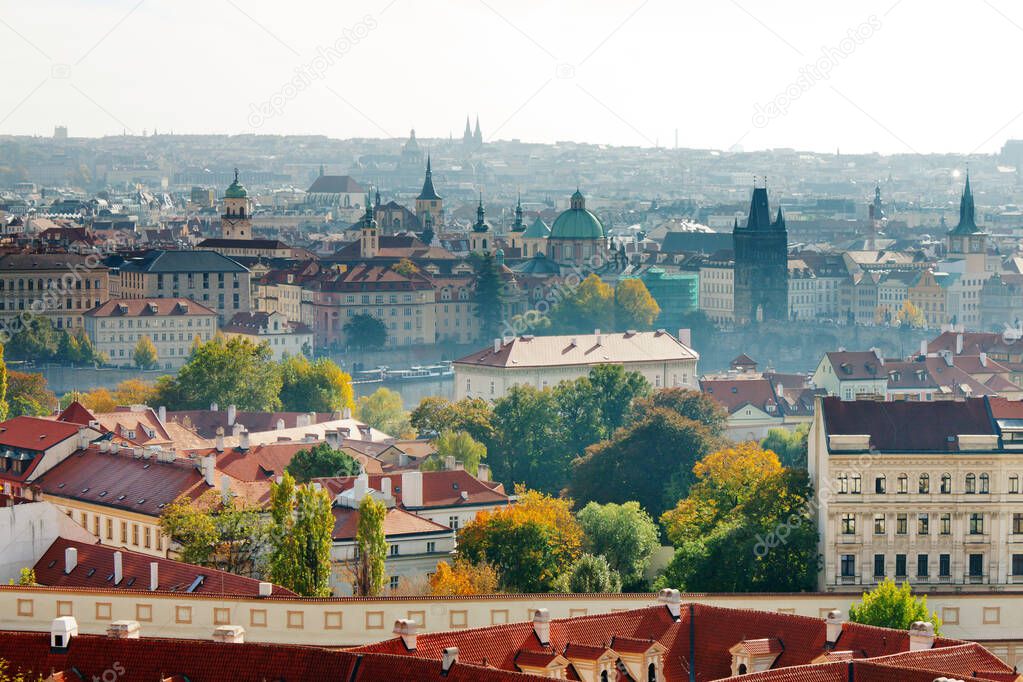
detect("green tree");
top-left (473, 251), bottom-right (506, 341)
top-left (614, 278), bottom-right (660, 330)
top-left (570, 407), bottom-right (719, 516)
top-left (458, 488), bottom-right (582, 593)
top-left (658, 444), bottom-right (819, 593)
top-left (548, 274), bottom-right (614, 333)
top-left (628, 387), bottom-right (728, 435)
top-left (576, 501), bottom-right (659, 587)
top-left (410, 396), bottom-right (494, 444)
top-left (279, 355), bottom-right (355, 413)
top-left (848, 579), bottom-right (942, 633)
top-left (292, 483), bottom-right (335, 597)
top-left (286, 442), bottom-right (361, 483)
top-left (159, 490), bottom-right (267, 576)
top-left (489, 384), bottom-right (567, 494)
top-left (133, 335), bottom-right (158, 370)
top-left (422, 430), bottom-right (486, 476)
top-left (154, 335), bottom-right (282, 411)
top-left (75, 330), bottom-right (104, 366)
top-left (55, 331), bottom-right (81, 366)
top-left (6, 371), bottom-right (55, 416)
top-left (0, 658), bottom-right (43, 682)
top-left (350, 494), bottom-right (387, 596)
top-left (4, 317), bottom-right (61, 362)
top-left (761, 423), bottom-right (810, 469)
top-left (557, 364), bottom-right (650, 447)
top-left (356, 387), bottom-right (411, 437)
top-left (343, 313), bottom-right (388, 350)
top-left (562, 553), bottom-right (622, 593)
top-left (0, 345), bottom-right (8, 421)
top-left (267, 472), bottom-right (300, 591)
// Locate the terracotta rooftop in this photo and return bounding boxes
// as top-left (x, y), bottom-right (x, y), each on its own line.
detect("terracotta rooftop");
top-left (85, 297), bottom-right (216, 318)
top-left (316, 470), bottom-right (508, 510)
top-left (331, 505), bottom-right (452, 541)
top-left (0, 416), bottom-right (85, 452)
top-left (33, 537), bottom-right (296, 597)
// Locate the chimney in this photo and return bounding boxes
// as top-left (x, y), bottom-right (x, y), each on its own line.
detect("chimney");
top-left (227, 404), bottom-right (236, 426)
top-left (325, 429), bottom-right (340, 448)
top-left (532, 608), bottom-right (551, 645)
top-left (493, 338), bottom-right (501, 353)
top-left (239, 430), bottom-right (250, 451)
top-left (394, 618), bottom-right (418, 651)
top-left (212, 625), bottom-right (246, 644)
top-left (444, 455), bottom-right (456, 471)
top-left (113, 551), bottom-right (123, 585)
top-left (595, 328), bottom-right (602, 345)
top-left (221, 473), bottom-right (232, 505)
top-left (401, 470), bottom-right (423, 507)
top-left (99, 441), bottom-right (110, 453)
top-left (381, 477), bottom-right (392, 498)
top-left (201, 455), bottom-right (216, 486)
top-left (909, 621), bottom-right (935, 650)
top-left (276, 418), bottom-right (285, 431)
top-left (677, 328), bottom-right (692, 347)
top-left (956, 333), bottom-right (964, 355)
top-left (232, 423), bottom-right (243, 437)
top-left (210, 402), bottom-right (218, 412)
top-left (477, 463), bottom-right (491, 482)
top-left (657, 588), bottom-right (681, 620)
top-left (353, 472), bottom-right (369, 500)
top-left (150, 562), bottom-right (159, 591)
top-left (77, 427), bottom-right (90, 450)
top-left (215, 427), bottom-right (225, 453)
top-left (825, 609), bottom-right (844, 646)
top-left (980, 352), bottom-right (987, 367)
top-left (442, 647), bottom-right (459, 674)
top-left (64, 547), bottom-right (78, 573)
top-left (158, 405), bottom-right (167, 423)
top-left (258, 582), bottom-right (272, 597)
top-left (106, 620), bottom-right (140, 639)
top-left (342, 407), bottom-right (352, 420)
top-left (919, 340), bottom-right (927, 357)
top-left (307, 411), bottom-right (317, 426)
top-left (50, 616), bottom-right (78, 650)
top-left (297, 413), bottom-right (310, 427)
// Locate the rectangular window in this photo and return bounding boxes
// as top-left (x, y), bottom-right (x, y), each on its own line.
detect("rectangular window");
top-left (850, 475), bottom-right (861, 494)
top-left (1015, 514), bottom-right (1023, 535)
top-left (840, 554), bottom-right (856, 577)
top-left (874, 514), bottom-right (886, 535)
top-left (426, 541), bottom-right (436, 554)
top-left (120, 521), bottom-right (127, 543)
top-left (918, 513), bottom-right (929, 535)
top-left (875, 476), bottom-right (886, 494)
top-left (940, 513), bottom-right (951, 535)
top-left (939, 554), bottom-right (951, 577)
top-left (917, 554), bottom-right (929, 577)
top-left (389, 544), bottom-right (399, 557)
top-left (1013, 554), bottom-right (1023, 576)
top-left (389, 576), bottom-right (400, 590)
top-left (106, 518), bottom-right (113, 540)
top-left (969, 553), bottom-right (983, 577)
top-left (895, 554), bottom-right (907, 577)
top-left (1012, 475), bottom-right (1020, 494)
top-left (837, 474), bottom-right (848, 494)
top-left (896, 514), bottom-right (908, 535)
top-left (970, 513), bottom-right (984, 535)
top-left (873, 554), bottom-right (885, 578)
top-left (841, 513), bottom-right (856, 534)
top-left (449, 516), bottom-right (459, 530)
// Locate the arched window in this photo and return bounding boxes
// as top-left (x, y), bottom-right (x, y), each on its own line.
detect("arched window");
top-left (738, 664), bottom-right (748, 675)
top-left (600, 672), bottom-right (609, 682)
top-left (897, 473), bottom-right (908, 494)
top-left (966, 473), bottom-right (976, 494)
top-left (980, 473), bottom-right (990, 494)
top-left (941, 473), bottom-right (952, 494)
top-left (919, 473), bottom-right (930, 494)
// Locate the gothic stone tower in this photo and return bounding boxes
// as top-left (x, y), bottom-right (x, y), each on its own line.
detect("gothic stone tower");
top-left (415, 156), bottom-right (443, 231)
top-left (733, 183), bottom-right (788, 324)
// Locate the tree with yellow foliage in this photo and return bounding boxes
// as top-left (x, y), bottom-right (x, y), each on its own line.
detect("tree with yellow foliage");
top-left (614, 278), bottom-right (661, 330)
top-left (457, 486), bottom-right (582, 592)
top-left (428, 559), bottom-right (499, 596)
top-left (896, 300), bottom-right (926, 329)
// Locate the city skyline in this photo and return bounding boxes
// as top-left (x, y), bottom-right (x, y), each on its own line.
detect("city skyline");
top-left (3, 0), bottom-right (1023, 154)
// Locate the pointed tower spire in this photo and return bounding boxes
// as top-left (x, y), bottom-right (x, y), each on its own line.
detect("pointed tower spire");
top-left (473, 192), bottom-right (488, 232)
top-left (952, 172), bottom-right (978, 234)
top-left (417, 156), bottom-right (441, 201)
top-left (774, 206), bottom-right (785, 229)
top-left (513, 191), bottom-right (524, 231)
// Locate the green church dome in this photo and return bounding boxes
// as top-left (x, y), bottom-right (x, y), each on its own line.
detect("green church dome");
top-left (549, 190), bottom-right (604, 240)
top-left (225, 168), bottom-right (247, 199)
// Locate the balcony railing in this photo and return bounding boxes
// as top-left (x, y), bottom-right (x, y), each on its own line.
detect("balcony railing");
top-left (965, 574), bottom-right (987, 584)
top-left (839, 575), bottom-right (858, 585)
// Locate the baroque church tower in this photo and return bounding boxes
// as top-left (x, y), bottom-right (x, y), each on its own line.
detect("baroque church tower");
top-left (415, 156), bottom-right (443, 232)
top-left (221, 168), bottom-right (251, 239)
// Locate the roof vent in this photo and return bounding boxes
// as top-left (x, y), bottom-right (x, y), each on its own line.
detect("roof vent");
top-left (657, 588), bottom-right (682, 620)
top-left (532, 608), bottom-right (551, 646)
top-left (51, 616), bottom-right (78, 650)
top-left (106, 620), bottom-right (140, 639)
top-left (394, 618), bottom-right (418, 651)
top-left (442, 647), bottom-right (459, 675)
top-left (212, 624), bottom-right (245, 644)
top-left (825, 609), bottom-right (844, 646)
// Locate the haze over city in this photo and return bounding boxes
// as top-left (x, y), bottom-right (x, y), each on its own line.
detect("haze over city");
top-left (4, 0), bottom-right (1023, 153)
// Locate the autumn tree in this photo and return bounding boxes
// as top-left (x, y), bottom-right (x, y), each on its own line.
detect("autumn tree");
top-left (896, 300), bottom-right (926, 329)
top-left (6, 371), bottom-right (55, 417)
top-left (658, 443), bottom-right (819, 593)
top-left (576, 501), bottom-right (659, 588)
top-left (628, 387), bottom-right (728, 435)
top-left (0, 345), bottom-right (9, 421)
top-left (343, 313), bottom-right (388, 350)
top-left (133, 335), bottom-right (158, 369)
top-left (410, 396), bottom-right (494, 444)
top-left (159, 490), bottom-right (267, 576)
top-left (548, 273), bottom-right (614, 333)
top-left (279, 355), bottom-right (355, 413)
top-left (356, 387), bottom-right (412, 437)
top-left (848, 579), bottom-right (941, 633)
top-left (392, 258), bottom-right (419, 276)
top-left (457, 487), bottom-right (582, 592)
top-left (112, 378), bottom-right (157, 406)
top-left (421, 430), bottom-right (486, 476)
top-left (429, 559), bottom-right (500, 596)
top-left (154, 335), bottom-right (282, 411)
top-left (614, 278), bottom-right (660, 330)
top-left (286, 442), bottom-right (361, 483)
top-left (291, 483), bottom-right (335, 597)
top-left (349, 494), bottom-right (387, 596)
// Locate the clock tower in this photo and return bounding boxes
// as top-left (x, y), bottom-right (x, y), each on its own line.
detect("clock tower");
top-left (221, 168), bottom-right (252, 239)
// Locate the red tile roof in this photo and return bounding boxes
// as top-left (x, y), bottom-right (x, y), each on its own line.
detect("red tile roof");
top-left (701, 378), bottom-right (780, 415)
top-left (332, 505), bottom-right (452, 541)
top-left (33, 537), bottom-right (296, 596)
top-left (183, 441), bottom-right (382, 482)
top-left (0, 416), bottom-right (84, 452)
top-left (56, 401), bottom-right (95, 426)
top-left (85, 297), bottom-right (216, 318)
top-left (0, 630), bottom-right (542, 682)
top-left (35, 447), bottom-right (208, 517)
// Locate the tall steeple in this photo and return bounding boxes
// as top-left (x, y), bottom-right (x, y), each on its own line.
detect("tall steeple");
top-left (473, 116), bottom-right (482, 146)
top-left (473, 193), bottom-right (488, 232)
top-left (954, 172), bottom-right (978, 234)
top-left (470, 192), bottom-right (490, 253)
top-left (463, 116), bottom-right (473, 145)
top-left (417, 155), bottom-right (441, 201)
top-left (415, 156), bottom-right (443, 231)
top-left (512, 192), bottom-right (525, 231)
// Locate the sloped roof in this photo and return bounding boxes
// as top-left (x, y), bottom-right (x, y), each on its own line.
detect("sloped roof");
top-left (33, 537), bottom-right (296, 596)
top-left (0, 416), bottom-right (83, 452)
top-left (308, 175), bottom-right (365, 194)
top-left (331, 505), bottom-right (452, 541)
top-left (85, 297), bottom-right (216, 318)
top-left (316, 470), bottom-right (508, 509)
top-left (454, 330), bottom-right (697, 369)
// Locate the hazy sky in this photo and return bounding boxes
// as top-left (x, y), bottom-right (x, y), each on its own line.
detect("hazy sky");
top-left (3, 0), bottom-right (1022, 154)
